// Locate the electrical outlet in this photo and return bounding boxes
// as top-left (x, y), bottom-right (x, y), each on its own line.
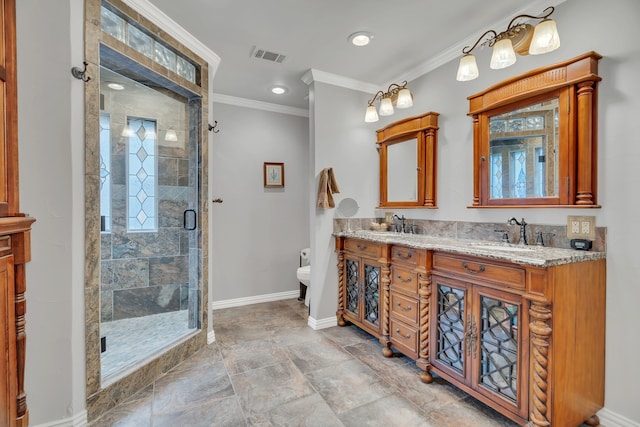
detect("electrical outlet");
top-left (567, 215), bottom-right (595, 240)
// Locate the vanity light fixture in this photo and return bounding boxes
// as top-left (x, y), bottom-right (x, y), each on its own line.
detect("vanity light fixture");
top-left (456, 6), bottom-right (560, 81)
top-left (348, 31), bottom-right (373, 47)
top-left (364, 81), bottom-right (413, 123)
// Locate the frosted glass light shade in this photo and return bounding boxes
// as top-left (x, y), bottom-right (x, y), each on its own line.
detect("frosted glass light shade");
top-left (456, 54), bottom-right (479, 81)
top-left (164, 129), bottom-right (178, 141)
top-left (396, 88), bottom-right (413, 109)
top-left (490, 38), bottom-right (517, 69)
top-left (364, 105), bottom-right (379, 122)
top-left (529, 19), bottom-right (560, 55)
top-left (379, 97), bottom-right (394, 116)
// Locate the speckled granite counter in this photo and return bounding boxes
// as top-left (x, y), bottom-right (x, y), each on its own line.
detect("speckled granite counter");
top-left (334, 230), bottom-right (606, 267)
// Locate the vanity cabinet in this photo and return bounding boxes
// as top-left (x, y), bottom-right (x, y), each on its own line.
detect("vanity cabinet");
top-left (0, 1), bottom-right (36, 425)
top-left (336, 238), bottom-right (388, 339)
top-left (430, 252), bottom-right (605, 427)
top-left (335, 235), bottom-right (606, 426)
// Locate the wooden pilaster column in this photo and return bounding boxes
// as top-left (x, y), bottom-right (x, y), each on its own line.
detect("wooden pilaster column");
top-left (576, 80), bottom-right (596, 205)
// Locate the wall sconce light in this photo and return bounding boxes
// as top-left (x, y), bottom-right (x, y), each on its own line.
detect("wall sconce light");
top-left (456, 6), bottom-right (560, 82)
top-left (364, 81), bottom-right (413, 123)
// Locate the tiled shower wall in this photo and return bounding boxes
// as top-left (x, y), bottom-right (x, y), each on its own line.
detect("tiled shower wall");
top-left (99, 83), bottom-right (198, 323)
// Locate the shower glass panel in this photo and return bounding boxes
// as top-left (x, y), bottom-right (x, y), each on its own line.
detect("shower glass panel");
top-left (99, 65), bottom-right (200, 381)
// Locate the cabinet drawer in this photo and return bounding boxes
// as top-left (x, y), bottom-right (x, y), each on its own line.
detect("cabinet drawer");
top-left (391, 265), bottom-right (418, 293)
top-left (390, 318), bottom-right (418, 356)
top-left (344, 238), bottom-right (382, 259)
top-left (433, 252), bottom-right (525, 290)
top-left (391, 245), bottom-right (417, 267)
top-left (390, 292), bottom-right (418, 326)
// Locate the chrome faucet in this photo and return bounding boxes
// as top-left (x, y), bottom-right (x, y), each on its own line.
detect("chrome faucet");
top-left (507, 217), bottom-right (528, 245)
top-left (393, 214), bottom-right (407, 233)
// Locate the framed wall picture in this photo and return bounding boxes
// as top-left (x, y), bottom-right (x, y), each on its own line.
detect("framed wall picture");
top-left (264, 162), bottom-right (285, 188)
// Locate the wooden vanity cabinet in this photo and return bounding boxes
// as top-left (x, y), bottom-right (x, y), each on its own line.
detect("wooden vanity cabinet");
top-left (0, 1), bottom-right (36, 425)
top-left (336, 238), bottom-right (388, 339)
top-left (430, 252), bottom-right (605, 427)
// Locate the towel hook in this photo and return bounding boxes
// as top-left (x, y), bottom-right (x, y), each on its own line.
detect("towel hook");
top-left (208, 121), bottom-right (219, 133)
top-left (71, 61), bottom-right (91, 82)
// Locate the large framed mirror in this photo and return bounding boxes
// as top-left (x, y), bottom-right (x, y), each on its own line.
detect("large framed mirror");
top-left (469, 52), bottom-right (602, 207)
top-left (377, 112), bottom-right (439, 208)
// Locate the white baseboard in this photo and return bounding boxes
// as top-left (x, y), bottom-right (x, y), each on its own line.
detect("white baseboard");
top-left (308, 315), bottom-right (337, 330)
top-left (32, 410), bottom-right (87, 427)
top-left (210, 290), bottom-right (299, 310)
top-left (207, 329), bottom-right (216, 344)
top-left (599, 408), bottom-right (640, 427)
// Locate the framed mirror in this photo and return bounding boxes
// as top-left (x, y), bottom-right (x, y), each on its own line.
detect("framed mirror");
top-left (469, 51), bottom-right (602, 207)
top-left (377, 112), bottom-right (439, 208)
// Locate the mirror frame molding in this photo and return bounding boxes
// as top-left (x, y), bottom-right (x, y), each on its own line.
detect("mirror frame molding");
top-left (468, 51), bottom-right (602, 208)
top-left (377, 112), bottom-right (439, 208)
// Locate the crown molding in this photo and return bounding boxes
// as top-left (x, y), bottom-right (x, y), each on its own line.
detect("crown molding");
top-left (302, 69), bottom-right (379, 94)
top-left (212, 93), bottom-right (309, 117)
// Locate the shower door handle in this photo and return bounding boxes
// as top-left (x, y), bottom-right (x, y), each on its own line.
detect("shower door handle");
top-left (183, 209), bottom-right (197, 230)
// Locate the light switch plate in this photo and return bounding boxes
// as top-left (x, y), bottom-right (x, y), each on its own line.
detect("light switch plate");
top-left (567, 215), bottom-right (596, 240)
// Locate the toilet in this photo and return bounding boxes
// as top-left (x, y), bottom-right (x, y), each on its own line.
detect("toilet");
top-left (296, 248), bottom-right (311, 306)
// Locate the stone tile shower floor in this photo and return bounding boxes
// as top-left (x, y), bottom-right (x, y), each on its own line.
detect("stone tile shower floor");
top-left (90, 299), bottom-right (595, 426)
top-left (101, 310), bottom-right (195, 380)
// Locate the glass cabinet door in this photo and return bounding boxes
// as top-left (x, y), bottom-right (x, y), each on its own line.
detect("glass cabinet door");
top-left (431, 276), bottom-right (470, 385)
top-left (472, 286), bottom-right (527, 418)
top-left (344, 257), bottom-right (360, 318)
top-left (362, 262), bottom-right (380, 328)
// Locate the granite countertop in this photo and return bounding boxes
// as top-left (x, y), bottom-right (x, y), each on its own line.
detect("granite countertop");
top-left (334, 230), bottom-right (606, 267)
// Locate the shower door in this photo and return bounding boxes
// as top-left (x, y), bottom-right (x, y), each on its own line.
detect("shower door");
top-left (98, 65), bottom-right (200, 381)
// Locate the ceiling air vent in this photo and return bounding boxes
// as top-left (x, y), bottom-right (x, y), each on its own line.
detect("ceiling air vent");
top-left (250, 46), bottom-right (286, 63)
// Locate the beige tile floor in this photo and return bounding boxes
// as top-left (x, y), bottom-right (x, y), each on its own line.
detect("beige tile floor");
top-left (89, 299), bottom-right (594, 427)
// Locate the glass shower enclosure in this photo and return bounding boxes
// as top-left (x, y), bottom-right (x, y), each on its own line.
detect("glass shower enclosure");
top-left (98, 61), bottom-right (200, 381)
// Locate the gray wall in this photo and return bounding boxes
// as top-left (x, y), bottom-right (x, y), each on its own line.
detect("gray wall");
top-left (210, 103), bottom-right (309, 303)
top-left (309, 0), bottom-right (640, 423)
top-left (17, 0), bottom-right (87, 423)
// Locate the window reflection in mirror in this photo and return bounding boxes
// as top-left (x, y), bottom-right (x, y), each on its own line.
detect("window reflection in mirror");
top-left (387, 138), bottom-right (418, 202)
top-left (469, 52), bottom-right (601, 207)
top-left (489, 98), bottom-right (558, 200)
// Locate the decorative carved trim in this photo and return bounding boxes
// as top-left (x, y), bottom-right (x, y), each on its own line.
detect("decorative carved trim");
top-left (468, 51), bottom-right (602, 115)
top-left (528, 299), bottom-right (553, 427)
top-left (336, 252), bottom-right (346, 326)
top-left (380, 263), bottom-right (392, 353)
top-left (417, 272), bottom-right (433, 382)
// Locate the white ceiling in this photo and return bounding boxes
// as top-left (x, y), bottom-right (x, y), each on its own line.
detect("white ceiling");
top-left (146, 0), bottom-right (563, 110)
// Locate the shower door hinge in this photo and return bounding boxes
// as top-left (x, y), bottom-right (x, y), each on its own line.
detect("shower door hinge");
top-left (101, 336), bottom-right (107, 353)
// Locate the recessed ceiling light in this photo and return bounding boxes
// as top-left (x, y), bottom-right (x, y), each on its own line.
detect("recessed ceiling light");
top-left (271, 86), bottom-right (287, 95)
top-left (348, 31), bottom-right (373, 47)
top-left (107, 82), bottom-right (125, 90)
